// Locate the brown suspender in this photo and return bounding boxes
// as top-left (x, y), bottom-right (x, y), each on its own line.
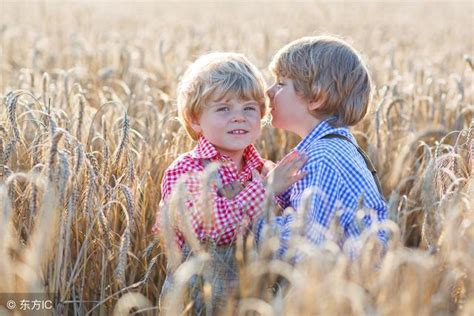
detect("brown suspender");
top-left (321, 134), bottom-right (384, 197)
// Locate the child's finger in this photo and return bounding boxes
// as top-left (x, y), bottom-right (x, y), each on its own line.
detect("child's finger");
top-left (279, 153), bottom-right (305, 170)
top-left (262, 160), bottom-right (276, 176)
top-left (292, 171), bottom-right (308, 183)
top-left (295, 154), bottom-right (308, 165)
top-left (286, 155), bottom-right (308, 172)
top-left (264, 159), bottom-right (277, 169)
top-left (281, 151), bottom-right (297, 160)
top-left (279, 150), bottom-right (300, 164)
top-left (285, 172), bottom-right (306, 186)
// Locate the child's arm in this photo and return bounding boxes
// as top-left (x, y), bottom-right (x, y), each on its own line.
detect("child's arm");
top-left (264, 150), bottom-right (308, 195)
top-left (254, 151), bottom-right (307, 214)
top-left (253, 160), bottom-right (341, 254)
top-left (257, 159), bottom-right (387, 256)
top-left (151, 167), bottom-right (180, 236)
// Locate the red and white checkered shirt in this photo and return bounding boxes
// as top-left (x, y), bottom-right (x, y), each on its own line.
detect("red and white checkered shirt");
top-left (152, 136), bottom-right (266, 248)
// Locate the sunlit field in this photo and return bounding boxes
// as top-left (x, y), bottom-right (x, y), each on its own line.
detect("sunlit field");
top-left (1, 1), bottom-right (473, 315)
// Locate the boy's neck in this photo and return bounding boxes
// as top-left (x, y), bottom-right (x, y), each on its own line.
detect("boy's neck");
top-left (224, 152), bottom-right (245, 172)
top-left (214, 146), bottom-right (245, 171)
top-left (296, 114), bottom-right (331, 138)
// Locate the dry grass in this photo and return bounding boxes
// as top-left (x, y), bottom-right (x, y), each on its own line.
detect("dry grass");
top-left (0, 1), bottom-right (473, 315)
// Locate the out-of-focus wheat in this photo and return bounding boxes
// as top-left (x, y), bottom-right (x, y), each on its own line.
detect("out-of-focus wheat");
top-left (0, 1), bottom-right (472, 314)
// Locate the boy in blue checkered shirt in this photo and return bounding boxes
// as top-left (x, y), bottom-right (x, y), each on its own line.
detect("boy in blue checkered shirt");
top-left (255, 35), bottom-right (388, 257)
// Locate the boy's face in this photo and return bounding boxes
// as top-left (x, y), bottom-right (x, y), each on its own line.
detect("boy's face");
top-left (267, 77), bottom-right (311, 134)
top-left (191, 94), bottom-right (262, 159)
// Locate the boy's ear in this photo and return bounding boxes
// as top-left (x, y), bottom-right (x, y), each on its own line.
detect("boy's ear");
top-left (189, 117), bottom-right (202, 133)
top-left (308, 97), bottom-right (326, 111)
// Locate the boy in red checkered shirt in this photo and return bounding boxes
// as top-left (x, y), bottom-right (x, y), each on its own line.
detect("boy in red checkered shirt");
top-left (154, 52), bottom-right (306, 313)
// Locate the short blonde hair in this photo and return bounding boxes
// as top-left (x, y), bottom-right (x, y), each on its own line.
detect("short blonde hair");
top-left (177, 52), bottom-right (267, 140)
top-left (269, 35), bottom-right (372, 126)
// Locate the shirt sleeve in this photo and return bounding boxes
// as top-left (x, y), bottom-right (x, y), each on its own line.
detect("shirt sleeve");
top-left (302, 160), bottom-right (343, 245)
top-left (274, 187), bottom-right (291, 209)
top-left (151, 167), bottom-right (179, 235)
top-left (255, 160), bottom-right (345, 257)
top-left (253, 210), bottom-right (295, 256)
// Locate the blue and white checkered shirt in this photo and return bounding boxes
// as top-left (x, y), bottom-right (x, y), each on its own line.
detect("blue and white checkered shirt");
top-left (255, 117), bottom-right (388, 256)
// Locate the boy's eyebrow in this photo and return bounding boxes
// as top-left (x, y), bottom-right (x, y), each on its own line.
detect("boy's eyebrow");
top-left (242, 100), bottom-right (258, 105)
top-left (208, 101), bottom-right (228, 106)
top-left (208, 100), bottom-right (258, 106)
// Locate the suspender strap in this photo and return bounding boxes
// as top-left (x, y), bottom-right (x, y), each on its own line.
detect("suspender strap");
top-left (321, 134), bottom-right (384, 196)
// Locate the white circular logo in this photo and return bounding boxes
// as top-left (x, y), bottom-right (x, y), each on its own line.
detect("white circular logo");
top-left (6, 300), bottom-right (16, 310)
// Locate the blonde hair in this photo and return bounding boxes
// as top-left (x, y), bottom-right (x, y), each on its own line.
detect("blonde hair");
top-left (269, 35), bottom-right (372, 126)
top-left (177, 52), bottom-right (267, 140)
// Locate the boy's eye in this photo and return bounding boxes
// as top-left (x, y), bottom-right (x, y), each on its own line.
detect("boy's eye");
top-left (273, 78), bottom-right (284, 86)
top-left (244, 106), bottom-right (257, 111)
top-left (216, 106), bottom-right (230, 112)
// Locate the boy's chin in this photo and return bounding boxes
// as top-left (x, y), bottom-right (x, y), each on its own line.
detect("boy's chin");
top-left (270, 116), bottom-right (293, 131)
top-left (219, 140), bottom-right (254, 151)
top-left (270, 116), bottom-right (284, 129)
top-left (270, 119), bottom-right (282, 129)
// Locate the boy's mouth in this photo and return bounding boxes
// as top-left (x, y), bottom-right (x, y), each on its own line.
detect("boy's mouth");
top-left (228, 129), bottom-right (249, 135)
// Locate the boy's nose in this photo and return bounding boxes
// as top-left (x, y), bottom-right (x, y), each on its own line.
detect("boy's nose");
top-left (232, 111), bottom-right (246, 122)
top-left (266, 85), bottom-right (275, 99)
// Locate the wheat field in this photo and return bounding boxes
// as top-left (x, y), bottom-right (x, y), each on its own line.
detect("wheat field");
top-left (0, 1), bottom-right (473, 315)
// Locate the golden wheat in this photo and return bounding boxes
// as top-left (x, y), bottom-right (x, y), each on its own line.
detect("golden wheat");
top-left (0, 1), bottom-right (472, 315)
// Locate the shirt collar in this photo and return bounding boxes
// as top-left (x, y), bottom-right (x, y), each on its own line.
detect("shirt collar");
top-left (191, 136), bottom-right (264, 171)
top-left (242, 142), bottom-right (265, 172)
top-left (191, 136), bottom-right (220, 159)
top-left (295, 116), bottom-right (353, 153)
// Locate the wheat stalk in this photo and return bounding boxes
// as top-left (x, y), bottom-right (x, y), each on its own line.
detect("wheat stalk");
top-left (76, 93), bottom-right (86, 142)
top-left (117, 184), bottom-right (135, 230)
top-left (114, 224), bottom-right (130, 287)
top-left (114, 113), bottom-right (129, 167)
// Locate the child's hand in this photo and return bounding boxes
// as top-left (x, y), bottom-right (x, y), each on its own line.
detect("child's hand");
top-left (261, 159), bottom-right (276, 177)
top-left (265, 151), bottom-right (308, 195)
